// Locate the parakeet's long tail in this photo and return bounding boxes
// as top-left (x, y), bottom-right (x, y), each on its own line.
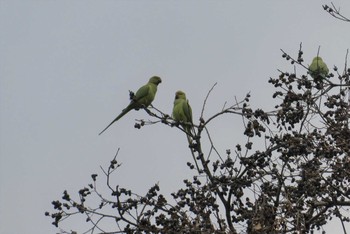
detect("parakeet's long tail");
top-left (98, 106), bottom-right (132, 135)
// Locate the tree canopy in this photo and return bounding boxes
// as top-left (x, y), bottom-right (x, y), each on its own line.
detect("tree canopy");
top-left (47, 4), bottom-right (350, 234)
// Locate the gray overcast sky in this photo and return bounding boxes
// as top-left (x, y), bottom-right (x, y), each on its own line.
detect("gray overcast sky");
top-left (1, 1), bottom-right (349, 233)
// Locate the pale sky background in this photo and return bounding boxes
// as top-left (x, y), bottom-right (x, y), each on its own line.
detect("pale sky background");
top-left (1, 1), bottom-right (350, 233)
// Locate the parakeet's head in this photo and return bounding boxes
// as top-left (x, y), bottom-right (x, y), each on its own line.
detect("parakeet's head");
top-left (312, 56), bottom-right (323, 63)
top-left (175, 90), bottom-right (186, 100)
top-left (149, 76), bottom-right (162, 85)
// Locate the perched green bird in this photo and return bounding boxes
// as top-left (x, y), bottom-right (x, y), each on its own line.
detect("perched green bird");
top-left (172, 90), bottom-right (200, 172)
top-left (172, 91), bottom-right (193, 134)
top-left (99, 76), bottom-right (162, 135)
top-left (308, 56), bottom-right (329, 80)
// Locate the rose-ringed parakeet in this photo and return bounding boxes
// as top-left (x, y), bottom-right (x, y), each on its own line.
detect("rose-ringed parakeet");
top-left (309, 56), bottom-right (329, 81)
top-left (172, 90), bottom-right (200, 172)
top-left (99, 76), bottom-right (162, 135)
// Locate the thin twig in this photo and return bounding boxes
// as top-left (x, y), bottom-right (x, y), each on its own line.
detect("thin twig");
top-left (201, 82), bottom-right (217, 119)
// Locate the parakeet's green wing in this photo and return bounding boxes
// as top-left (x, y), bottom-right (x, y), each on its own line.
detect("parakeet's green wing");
top-left (183, 100), bottom-right (193, 123)
top-left (133, 83), bottom-right (151, 103)
top-left (173, 100), bottom-right (186, 122)
top-left (133, 82), bottom-right (158, 108)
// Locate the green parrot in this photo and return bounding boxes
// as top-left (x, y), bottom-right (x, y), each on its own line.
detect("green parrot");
top-left (308, 56), bottom-right (329, 80)
top-left (172, 90), bottom-right (200, 172)
top-left (172, 90), bottom-right (193, 134)
top-left (99, 76), bottom-right (162, 135)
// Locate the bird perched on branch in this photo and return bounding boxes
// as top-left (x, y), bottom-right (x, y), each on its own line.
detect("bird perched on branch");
top-left (309, 56), bottom-right (329, 81)
top-left (99, 76), bottom-right (162, 135)
top-left (172, 90), bottom-right (200, 172)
